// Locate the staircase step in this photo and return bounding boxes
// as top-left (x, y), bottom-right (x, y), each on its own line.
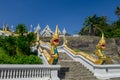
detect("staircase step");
top-left (110, 77), bottom-right (120, 80)
top-left (58, 52), bottom-right (98, 80)
top-left (58, 52), bottom-right (73, 60)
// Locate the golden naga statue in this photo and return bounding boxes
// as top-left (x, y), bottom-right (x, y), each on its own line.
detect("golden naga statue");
top-left (63, 31), bottom-right (112, 64)
top-left (40, 26), bottom-right (59, 65)
top-left (95, 33), bottom-right (106, 64)
top-left (95, 33), bottom-right (113, 64)
top-left (48, 26), bottom-right (59, 64)
top-left (49, 26), bottom-right (59, 64)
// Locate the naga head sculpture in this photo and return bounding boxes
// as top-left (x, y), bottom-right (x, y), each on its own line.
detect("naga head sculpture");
top-left (51, 26), bottom-right (59, 46)
top-left (96, 33), bottom-right (106, 50)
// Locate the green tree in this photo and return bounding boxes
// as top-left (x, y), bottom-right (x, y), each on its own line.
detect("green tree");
top-left (80, 14), bottom-right (108, 36)
top-left (16, 24), bottom-right (27, 36)
top-left (27, 32), bottom-right (36, 46)
top-left (115, 6), bottom-right (120, 19)
top-left (111, 19), bottom-right (120, 37)
top-left (2, 36), bottom-right (16, 55)
top-left (16, 36), bottom-right (30, 55)
top-left (79, 26), bottom-right (89, 35)
top-left (0, 35), bottom-right (5, 46)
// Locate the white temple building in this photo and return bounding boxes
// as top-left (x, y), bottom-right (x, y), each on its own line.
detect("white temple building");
top-left (40, 25), bottom-right (66, 37)
top-left (40, 25), bottom-right (54, 37)
top-left (0, 24), bottom-right (68, 37)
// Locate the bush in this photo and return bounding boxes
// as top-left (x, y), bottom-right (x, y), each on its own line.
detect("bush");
top-left (12, 55), bottom-right (43, 64)
top-left (0, 47), bottom-right (43, 64)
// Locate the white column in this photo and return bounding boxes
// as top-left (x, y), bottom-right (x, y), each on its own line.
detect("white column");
top-left (24, 70), bottom-right (26, 78)
top-left (34, 69), bottom-right (36, 77)
top-left (37, 69), bottom-right (39, 77)
top-left (51, 70), bottom-right (60, 80)
top-left (10, 69), bottom-right (12, 79)
top-left (30, 69), bottom-right (32, 77)
top-left (18, 69), bottom-right (21, 78)
top-left (7, 70), bottom-right (10, 79)
top-left (1, 70), bottom-right (3, 79)
top-left (47, 69), bottom-right (51, 77)
top-left (11, 25), bottom-right (14, 32)
top-left (41, 69), bottom-right (43, 77)
top-left (62, 28), bottom-right (66, 45)
top-left (26, 69), bottom-right (29, 78)
top-left (16, 69), bottom-right (18, 78)
top-left (32, 69), bottom-right (34, 77)
top-left (4, 70), bottom-right (6, 79)
top-left (39, 69), bottom-right (41, 77)
top-left (13, 69), bottom-right (15, 78)
top-left (21, 70), bottom-right (24, 78)
top-left (30, 24), bottom-right (33, 32)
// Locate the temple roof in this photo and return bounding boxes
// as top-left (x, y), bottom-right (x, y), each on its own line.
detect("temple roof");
top-left (40, 25), bottom-right (54, 37)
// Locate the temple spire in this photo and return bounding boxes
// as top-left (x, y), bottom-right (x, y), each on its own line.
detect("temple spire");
top-left (53, 25), bottom-right (59, 38)
top-left (62, 27), bottom-right (66, 35)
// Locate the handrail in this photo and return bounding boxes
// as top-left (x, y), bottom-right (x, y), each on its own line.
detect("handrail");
top-left (40, 42), bottom-right (120, 79)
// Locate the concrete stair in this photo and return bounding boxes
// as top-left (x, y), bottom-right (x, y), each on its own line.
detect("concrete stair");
top-left (58, 52), bottom-right (98, 80)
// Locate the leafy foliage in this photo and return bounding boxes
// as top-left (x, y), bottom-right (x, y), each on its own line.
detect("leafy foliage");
top-left (2, 36), bottom-right (16, 55)
top-left (0, 48), bottom-right (42, 64)
top-left (80, 6), bottom-right (120, 38)
top-left (12, 55), bottom-right (43, 64)
top-left (0, 24), bottom-right (42, 64)
top-left (80, 14), bottom-right (108, 36)
top-left (16, 24), bottom-right (27, 36)
top-left (115, 6), bottom-right (120, 18)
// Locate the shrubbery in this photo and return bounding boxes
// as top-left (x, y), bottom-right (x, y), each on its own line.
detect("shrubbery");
top-left (12, 55), bottom-right (42, 64)
top-left (0, 24), bottom-right (42, 64)
top-left (0, 44), bottom-right (43, 64)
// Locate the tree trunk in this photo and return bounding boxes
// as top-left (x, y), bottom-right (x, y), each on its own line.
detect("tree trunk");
top-left (89, 25), bottom-right (95, 36)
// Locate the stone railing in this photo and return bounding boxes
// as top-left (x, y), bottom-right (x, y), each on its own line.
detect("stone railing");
top-left (40, 42), bottom-right (120, 79)
top-left (38, 47), bottom-right (49, 65)
top-left (0, 64), bottom-right (60, 80)
top-left (58, 46), bottom-right (120, 79)
top-left (40, 41), bottom-right (51, 49)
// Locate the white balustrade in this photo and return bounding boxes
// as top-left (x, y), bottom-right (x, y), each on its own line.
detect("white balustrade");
top-left (0, 65), bottom-right (60, 80)
top-left (39, 42), bottom-right (120, 79)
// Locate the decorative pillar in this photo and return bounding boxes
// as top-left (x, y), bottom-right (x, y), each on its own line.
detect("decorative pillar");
top-left (62, 28), bottom-right (67, 46)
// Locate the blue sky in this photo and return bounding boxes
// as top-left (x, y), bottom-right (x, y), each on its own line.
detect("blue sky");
top-left (0, 0), bottom-right (119, 34)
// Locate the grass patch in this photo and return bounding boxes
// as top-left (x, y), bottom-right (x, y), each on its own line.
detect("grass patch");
top-left (73, 48), bottom-right (94, 55)
top-left (73, 48), bottom-right (81, 52)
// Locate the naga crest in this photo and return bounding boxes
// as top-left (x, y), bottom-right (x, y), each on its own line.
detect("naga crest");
top-left (51, 26), bottom-right (59, 46)
top-left (96, 33), bottom-right (106, 50)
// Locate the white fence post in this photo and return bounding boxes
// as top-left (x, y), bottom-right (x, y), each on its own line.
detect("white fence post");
top-left (51, 70), bottom-right (60, 80)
